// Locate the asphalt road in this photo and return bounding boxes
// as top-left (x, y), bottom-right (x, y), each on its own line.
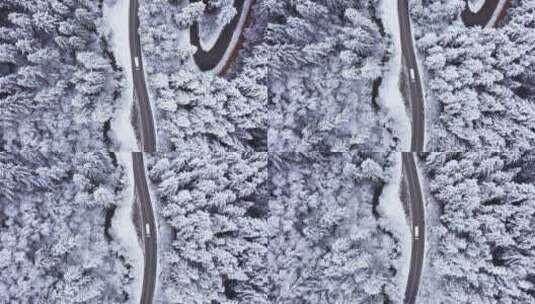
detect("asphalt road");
top-left (402, 152), bottom-right (426, 304)
top-left (130, 0), bottom-right (157, 152)
top-left (189, 0), bottom-right (247, 72)
top-left (132, 153), bottom-right (158, 304)
top-left (398, 0), bottom-right (425, 152)
top-left (461, 0), bottom-right (499, 26)
top-left (398, 1), bottom-right (426, 302)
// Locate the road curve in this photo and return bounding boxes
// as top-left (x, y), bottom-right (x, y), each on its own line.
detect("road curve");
top-left (189, 0), bottom-right (251, 73)
top-left (402, 152), bottom-right (426, 304)
top-left (399, 2), bottom-right (426, 300)
top-left (398, 0), bottom-right (425, 152)
top-left (130, 0), bottom-right (157, 152)
top-left (132, 153), bottom-right (158, 304)
top-left (461, 0), bottom-right (499, 27)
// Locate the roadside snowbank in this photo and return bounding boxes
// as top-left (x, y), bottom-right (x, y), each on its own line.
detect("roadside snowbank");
top-left (112, 153), bottom-right (144, 303)
top-left (103, 0), bottom-right (138, 151)
top-left (379, 0), bottom-right (411, 151)
top-left (378, 153), bottom-right (412, 300)
top-left (199, 16), bottom-right (228, 51)
top-left (468, 0), bottom-right (486, 13)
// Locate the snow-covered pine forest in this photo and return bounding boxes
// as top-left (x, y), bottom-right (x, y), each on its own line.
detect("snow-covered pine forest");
top-left (410, 0), bottom-right (535, 150)
top-left (418, 152), bottom-right (535, 303)
top-left (268, 152), bottom-right (403, 303)
top-left (0, 152), bottom-right (135, 303)
top-left (139, 0), bottom-right (400, 152)
top-left (139, 0), bottom-right (267, 152)
top-left (263, 0), bottom-right (397, 152)
top-left (147, 152), bottom-right (404, 303)
top-left (0, 0), bottom-right (125, 151)
top-left (147, 152), bottom-right (270, 302)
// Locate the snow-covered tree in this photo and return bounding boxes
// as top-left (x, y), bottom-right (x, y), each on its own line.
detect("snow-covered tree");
top-left (418, 152), bottom-right (535, 303)
top-left (148, 152), bottom-right (404, 303)
top-left (411, 0), bottom-right (535, 150)
top-left (0, 0), bottom-right (123, 151)
top-left (0, 152), bottom-right (134, 303)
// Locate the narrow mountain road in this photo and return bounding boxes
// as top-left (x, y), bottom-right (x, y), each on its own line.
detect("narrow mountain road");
top-left (130, 0), bottom-right (156, 152)
top-left (402, 152), bottom-right (426, 304)
top-left (132, 153), bottom-right (157, 304)
top-left (189, 0), bottom-right (252, 74)
top-left (461, 0), bottom-right (500, 26)
top-left (461, 0), bottom-right (510, 27)
top-left (129, 0), bottom-right (157, 303)
top-left (398, 0), bottom-right (425, 152)
top-left (398, 1), bottom-right (426, 303)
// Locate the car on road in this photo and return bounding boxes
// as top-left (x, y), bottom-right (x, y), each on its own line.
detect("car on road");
top-left (410, 68), bottom-right (416, 82)
top-left (145, 223), bottom-right (151, 237)
top-left (414, 225), bottom-right (419, 239)
top-left (134, 56), bottom-right (141, 70)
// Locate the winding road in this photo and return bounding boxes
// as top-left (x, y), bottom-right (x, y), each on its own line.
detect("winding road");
top-left (398, 0), bottom-right (425, 153)
top-left (132, 153), bottom-right (157, 304)
top-left (189, 0), bottom-right (252, 74)
top-left (129, 0), bottom-right (157, 303)
top-left (402, 152), bottom-right (425, 304)
top-left (130, 0), bottom-right (157, 152)
top-left (127, 0), bottom-right (250, 302)
top-left (398, 1), bottom-right (426, 303)
top-left (461, 0), bottom-right (509, 27)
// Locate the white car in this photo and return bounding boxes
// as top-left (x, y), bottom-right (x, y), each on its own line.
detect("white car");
top-left (134, 56), bottom-right (141, 70)
top-left (145, 223), bottom-right (151, 237)
top-left (414, 225), bottom-right (419, 239)
top-left (410, 68), bottom-right (416, 82)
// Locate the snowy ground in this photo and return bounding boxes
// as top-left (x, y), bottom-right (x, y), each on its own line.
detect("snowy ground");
top-left (102, 0), bottom-right (138, 151)
top-left (113, 153), bottom-right (144, 304)
top-left (468, 0), bottom-right (486, 13)
top-left (153, 208), bottom-right (169, 304)
top-left (379, 0), bottom-right (411, 151)
top-left (199, 15), bottom-right (227, 51)
top-left (377, 153), bottom-right (412, 298)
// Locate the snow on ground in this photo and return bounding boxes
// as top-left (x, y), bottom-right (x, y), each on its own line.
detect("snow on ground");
top-left (379, 0), bottom-right (411, 151)
top-left (153, 206), bottom-right (169, 303)
top-left (377, 153), bottom-right (412, 298)
top-left (485, 0), bottom-right (508, 28)
top-left (102, 0), bottom-right (139, 151)
top-left (468, 0), bottom-right (486, 13)
top-left (199, 16), bottom-right (227, 51)
top-left (209, 0), bottom-right (252, 75)
top-left (113, 153), bottom-right (144, 303)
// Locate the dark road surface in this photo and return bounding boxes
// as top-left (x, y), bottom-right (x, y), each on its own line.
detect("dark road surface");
top-left (402, 153), bottom-right (426, 304)
top-left (461, 0), bottom-right (499, 26)
top-left (398, 1), bottom-right (426, 303)
top-left (132, 153), bottom-right (157, 304)
top-left (398, 0), bottom-right (425, 152)
top-left (130, 0), bottom-right (156, 152)
top-left (190, 0), bottom-right (248, 71)
top-left (129, 1), bottom-right (157, 302)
